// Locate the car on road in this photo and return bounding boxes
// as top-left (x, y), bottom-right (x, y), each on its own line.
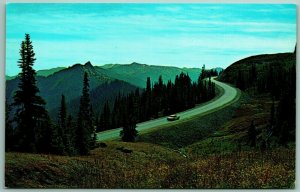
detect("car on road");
top-left (167, 114), bottom-right (180, 121)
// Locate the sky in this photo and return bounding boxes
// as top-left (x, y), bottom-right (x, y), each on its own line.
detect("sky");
top-left (6, 3), bottom-right (296, 76)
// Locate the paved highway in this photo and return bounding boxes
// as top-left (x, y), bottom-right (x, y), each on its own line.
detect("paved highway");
top-left (97, 78), bottom-right (239, 141)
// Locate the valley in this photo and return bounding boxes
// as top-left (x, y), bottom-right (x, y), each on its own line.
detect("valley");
top-left (5, 50), bottom-right (296, 189)
top-left (6, 62), bottom-right (216, 119)
top-left (5, 92), bottom-right (295, 188)
top-left (5, 3), bottom-right (296, 189)
top-left (97, 77), bottom-right (239, 141)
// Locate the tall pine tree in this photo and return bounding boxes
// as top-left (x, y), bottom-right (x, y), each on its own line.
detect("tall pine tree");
top-left (145, 77), bottom-right (152, 120)
top-left (59, 94), bottom-right (68, 150)
top-left (52, 94), bottom-right (71, 155)
top-left (200, 64), bottom-right (206, 81)
top-left (120, 95), bottom-right (138, 142)
top-left (100, 101), bottom-right (111, 131)
top-left (76, 72), bottom-right (94, 155)
top-left (12, 34), bottom-right (51, 153)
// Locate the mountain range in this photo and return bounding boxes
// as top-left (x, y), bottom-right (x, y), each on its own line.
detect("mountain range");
top-left (99, 62), bottom-right (204, 88)
top-left (6, 62), bottom-right (221, 120)
top-left (6, 67), bottom-right (66, 80)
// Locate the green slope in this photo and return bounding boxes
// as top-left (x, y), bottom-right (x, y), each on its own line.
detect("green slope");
top-left (6, 61), bottom-right (223, 119)
top-left (6, 62), bottom-right (138, 119)
top-left (218, 52), bottom-right (295, 84)
top-left (36, 67), bottom-right (66, 77)
top-left (6, 67), bottom-right (66, 80)
top-left (5, 75), bottom-right (15, 80)
top-left (99, 62), bottom-right (202, 88)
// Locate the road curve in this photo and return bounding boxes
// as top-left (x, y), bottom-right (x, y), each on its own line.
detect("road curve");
top-left (97, 78), bottom-right (239, 141)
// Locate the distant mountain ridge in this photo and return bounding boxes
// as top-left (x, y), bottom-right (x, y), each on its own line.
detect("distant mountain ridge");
top-left (6, 62), bottom-right (223, 85)
top-left (6, 61), bottom-right (137, 119)
top-left (97, 62), bottom-right (223, 88)
top-left (6, 67), bottom-right (67, 80)
top-left (6, 61), bottom-right (223, 120)
top-left (36, 67), bottom-right (66, 77)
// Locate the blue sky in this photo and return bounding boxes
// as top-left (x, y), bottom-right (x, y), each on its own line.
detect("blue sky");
top-left (6, 3), bottom-right (296, 76)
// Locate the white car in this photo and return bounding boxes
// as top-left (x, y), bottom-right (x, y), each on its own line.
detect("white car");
top-left (167, 114), bottom-right (180, 121)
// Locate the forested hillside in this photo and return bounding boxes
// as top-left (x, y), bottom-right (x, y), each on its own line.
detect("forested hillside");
top-left (219, 51), bottom-right (296, 146)
top-left (97, 67), bottom-right (218, 137)
top-left (6, 34), bottom-right (219, 155)
top-left (5, 34), bottom-right (295, 189)
top-left (6, 61), bottom-right (222, 120)
top-left (6, 62), bottom-right (137, 118)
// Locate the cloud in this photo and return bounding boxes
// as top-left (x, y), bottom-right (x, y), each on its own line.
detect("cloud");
top-left (6, 3), bottom-right (296, 76)
top-left (155, 5), bottom-right (182, 13)
top-left (7, 30), bottom-right (295, 76)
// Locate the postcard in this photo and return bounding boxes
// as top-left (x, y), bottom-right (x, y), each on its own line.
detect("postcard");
top-left (5, 3), bottom-right (296, 188)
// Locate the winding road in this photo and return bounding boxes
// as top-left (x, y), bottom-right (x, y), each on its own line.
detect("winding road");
top-left (97, 78), bottom-right (239, 141)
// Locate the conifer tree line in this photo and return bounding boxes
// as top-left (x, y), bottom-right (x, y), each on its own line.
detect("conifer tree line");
top-left (268, 63), bottom-right (295, 146)
top-left (235, 53), bottom-right (296, 147)
top-left (96, 64), bottom-right (217, 134)
top-left (234, 60), bottom-right (295, 100)
top-left (5, 34), bottom-right (218, 154)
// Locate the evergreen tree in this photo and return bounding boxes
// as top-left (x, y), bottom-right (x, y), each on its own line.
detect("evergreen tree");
top-left (66, 115), bottom-right (76, 155)
top-left (200, 64), bottom-right (206, 80)
top-left (103, 102), bottom-right (111, 130)
top-left (202, 80), bottom-right (208, 101)
top-left (145, 77), bottom-right (152, 119)
top-left (268, 98), bottom-right (275, 135)
top-left (5, 102), bottom-right (14, 151)
top-left (212, 81), bottom-right (216, 97)
top-left (266, 66), bottom-right (274, 94)
top-left (249, 63), bottom-right (257, 86)
top-left (120, 119), bottom-right (138, 142)
top-left (59, 95), bottom-right (67, 136)
top-left (248, 120), bottom-right (257, 147)
top-left (76, 72), bottom-right (94, 155)
top-left (260, 98), bottom-right (276, 151)
top-left (166, 80), bottom-right (173, 114)
top-left (276, 92), bottom-right (295, 146)
top-left (192, 82), bottom-right (199, 104)
top-left (103, 70), bottom-right (216, 136)
top-left (59, 95), bottom-right (68, 151)
top-left (236, 69), bottom-right (245, 90)
top-left (207, 76), bottom-right (212, 99)
top-left (134, 88), bottom-right (141, 120)
top-left (90, 106), bottom-right (97, 148)
top-left (111, 113), bottom-right (116, 130)
top-left (50, 124), bottom-right (65, 155)
top-left (56, 94), bottom-right (75, 155)
top-left (12, 34), bottom-right (51, 153)
top-left (98, 113), bottom-right (104, 132)
top-left (120, 95), bottom-right (138, 142)
top-left (197, 75), bottom-right (203, 102)
top-left (98, 102), bottom-right (111, 131)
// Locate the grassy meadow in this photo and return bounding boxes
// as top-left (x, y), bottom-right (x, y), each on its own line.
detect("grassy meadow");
top-left (5, 92), bottom-right (295, 189)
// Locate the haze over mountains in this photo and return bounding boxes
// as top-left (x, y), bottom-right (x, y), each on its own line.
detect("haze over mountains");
top-left (6, 62), bottom-right (223, 86)
top-left (100, 62), bottom-right (208, 88)
top-left (6, 62), bottom-right (222, 119)
top-left (6, 67), bottom-right (66, 80)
